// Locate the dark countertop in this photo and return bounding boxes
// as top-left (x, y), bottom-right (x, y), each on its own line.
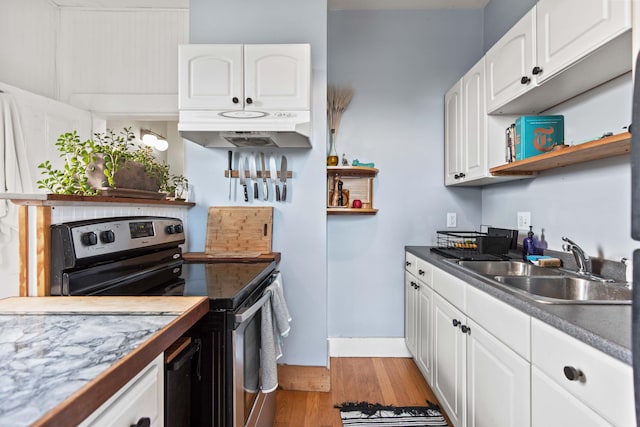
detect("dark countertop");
top-left (406, 246), bottom-right (631, 365)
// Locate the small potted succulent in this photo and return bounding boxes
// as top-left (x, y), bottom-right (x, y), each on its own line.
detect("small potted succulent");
top-left (37, 128), bottom-right (184, 198)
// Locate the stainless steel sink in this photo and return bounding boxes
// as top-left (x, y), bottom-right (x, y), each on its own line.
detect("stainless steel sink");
top-left (494, 276), bottom-right (631, 304)
top-left (452, 259), bottom-right (631, 304)
top-left (457, 260), bottom-right (563, 277)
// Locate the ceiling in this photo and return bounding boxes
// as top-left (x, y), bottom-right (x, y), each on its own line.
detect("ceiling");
top-left (49, 0), bottom-right (489, 10)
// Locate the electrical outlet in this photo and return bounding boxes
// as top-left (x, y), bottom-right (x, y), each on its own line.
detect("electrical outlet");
top-left (447, 212), bottom-right (457, 228)
top-left (517, 211), bottom-right (531, 229)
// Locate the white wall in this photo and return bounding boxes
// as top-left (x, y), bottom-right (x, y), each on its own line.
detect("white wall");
top-left (187, 0), bottom-right (329, 366)
top-left (482, 73), bottom-right (634, 262)
top-left (327, 10), bottom-right (485, 338)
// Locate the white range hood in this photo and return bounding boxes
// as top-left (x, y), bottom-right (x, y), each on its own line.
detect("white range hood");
top-left (178, 110), bottom-right (311, 148)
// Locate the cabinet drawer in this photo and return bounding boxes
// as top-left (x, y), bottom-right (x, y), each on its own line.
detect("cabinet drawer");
top-left (531, 319), bottom-right (634, 426)
top-left (405, 252), bottom-right (418, 276)
top-left (416, 258), bottom-right (433, 287)
top-left (466, 285), bottom-right (530, 361)
top-left (432, 267), bottom-right (465, 311)
top-left (80, 353), bottom-right (164, 427)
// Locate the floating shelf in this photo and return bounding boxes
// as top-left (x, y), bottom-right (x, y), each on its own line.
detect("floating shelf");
top-left (490, 132), bottom-right (631, 176)
top-left (327, 166), bottom-right (379, 216)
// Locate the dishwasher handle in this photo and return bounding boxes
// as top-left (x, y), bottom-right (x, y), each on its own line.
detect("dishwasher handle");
top-left (166, 340), bottom-right (200, 372)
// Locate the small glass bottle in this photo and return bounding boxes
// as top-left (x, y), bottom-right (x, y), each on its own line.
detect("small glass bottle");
top-left (522, 226), bottom-right (534, 261)
top-left (327, 129), bottom-right (339, 166)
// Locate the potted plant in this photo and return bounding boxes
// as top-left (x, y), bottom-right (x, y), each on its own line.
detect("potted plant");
top-left (37, 127), bottom-right (184, 198)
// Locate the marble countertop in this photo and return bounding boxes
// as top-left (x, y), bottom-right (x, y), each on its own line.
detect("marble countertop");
top-left (0, 296), bottom-right (209, 427)
top-left (406, 246), bottom-right (631, 365)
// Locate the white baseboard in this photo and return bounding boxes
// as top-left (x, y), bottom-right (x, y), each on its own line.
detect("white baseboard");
top-left (328, 337), bottom-right (412, 357)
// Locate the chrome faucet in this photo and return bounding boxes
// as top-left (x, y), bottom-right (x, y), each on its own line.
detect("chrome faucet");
top-left (562, 237), bottom-right (591, 275)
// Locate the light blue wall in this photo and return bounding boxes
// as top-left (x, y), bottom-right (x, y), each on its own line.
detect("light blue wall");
top-left (483, 0), bottom-right (535, 52)
top-left (187, 0), bottom-right (328, 366)
top-left (327, 10), bottom-right (484, 338)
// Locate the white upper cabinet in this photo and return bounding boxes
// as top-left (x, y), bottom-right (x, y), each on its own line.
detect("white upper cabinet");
top-left (461, 58), bottom-right (487, 182)
top-left (536, 0), bottom-right (631, 83)
top-left (486, 0), bottom-right (631, 114)
top-left (444, 80), bottom-right (463, 186)
top-left (485, 8), bottom-right (537, 114)
top-left (179, 44), bottom-right (310, 112)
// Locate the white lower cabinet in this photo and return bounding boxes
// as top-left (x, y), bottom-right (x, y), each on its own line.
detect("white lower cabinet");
top-left (80, 353), bottom-right (164, 427)
top-left (405, 256), bottom-right (434, 383)
top-left (405, 272), bottom-right (419, 357)
top-left (531, 318), bottom-right (635, 427)
top-left (432, 292), bottom-right (466, 427)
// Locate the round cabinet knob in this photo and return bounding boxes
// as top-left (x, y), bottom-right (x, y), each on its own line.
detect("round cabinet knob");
top-left (99, 230), bottom-right (115, 244)
top-left (246, 97), bottom-right (253, 104)
top-left (175, 224), bottom-right (184, 234)
top-left (232, 97), bottom-right (239, 104)
top-left (81, 232), bottom-right (98, 246)
top-left (461, 325), bottom-right (471, 334)
top-left (130, 418), bottom-right (151, 427)
top-left (165, 225), bottom-right (176, 234)
top-left (532, 66), bottom-right (543, 75)
top-left (418, 269), bottom-right (425, 276)
top-left (452, 319), bottom-right (460, 327)
top-left (406, 261), bottom-right (412, 267)
top-left (521, 76), bottom-right (531, 85)
top-left (410, 281), bottom-right (418, 289)
top-left (563, 366), bottom-right (584, 381)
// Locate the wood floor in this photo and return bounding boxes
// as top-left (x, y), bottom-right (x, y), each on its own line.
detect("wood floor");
top-left (273, 357), bottom-right (451, 427)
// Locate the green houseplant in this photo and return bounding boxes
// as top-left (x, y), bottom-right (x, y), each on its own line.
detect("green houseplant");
top-left (37, 128), bottom-right (183, 197)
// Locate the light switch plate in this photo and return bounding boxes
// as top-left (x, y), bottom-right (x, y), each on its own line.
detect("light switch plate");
top-left (517, 211), bottom-right (531, 229)
top-left (447, 212), bottom-right (457, 228)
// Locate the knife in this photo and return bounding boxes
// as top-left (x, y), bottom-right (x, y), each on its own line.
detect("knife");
top-left (260, 152), bottom-right (268, 201)
top-left (249, 153), bottom-right (258, 199)
top-left (270, 155), bottom-right (280, 202)
top-left (227, 150), bottom-right (233, 200)
top-left (280, 155), bottom-right (288, 201)
top-left (238, 153), bottom-right (248, 202)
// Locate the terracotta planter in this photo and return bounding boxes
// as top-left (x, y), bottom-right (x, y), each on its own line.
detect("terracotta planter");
top-left (87, 153), bottom-right (160, 193)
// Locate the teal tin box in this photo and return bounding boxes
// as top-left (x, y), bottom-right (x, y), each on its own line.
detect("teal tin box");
top-left (515, 115), bottom-right (564, 161)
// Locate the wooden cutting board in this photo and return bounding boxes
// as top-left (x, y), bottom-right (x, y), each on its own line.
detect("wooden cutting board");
top-left (205, 207), bottom-right (273, 254)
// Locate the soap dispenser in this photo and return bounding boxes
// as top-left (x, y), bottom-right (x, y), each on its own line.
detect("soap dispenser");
top-left (522, 226), bottom-right (534, 261)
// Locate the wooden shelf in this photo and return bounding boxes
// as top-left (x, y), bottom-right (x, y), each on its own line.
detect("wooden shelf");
top-left (7, 193), bottom-right (195, 207)
top-left (490, 132), bottom-right (631, 176)
top-left (327, 207), bottom-right (378, 215)
top-left (327, 166), bottom-right (379, 216)
top-left (327, 166), bottom-right (378, 177)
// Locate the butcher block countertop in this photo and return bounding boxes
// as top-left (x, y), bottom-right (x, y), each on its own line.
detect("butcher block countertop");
top-left (0, 296), bottom-right (209, 427)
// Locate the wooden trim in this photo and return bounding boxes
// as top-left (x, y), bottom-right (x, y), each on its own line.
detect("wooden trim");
top-left (9, 194), bottom-right (195, 207)
top-left (32, 297), bottom-right (209, 427)
top-left (35, 206), bottom-right (51, 296)
top-left (277, 364), bottom-right (331, 392)
top-left (18, 205), bottom-right (29, 297)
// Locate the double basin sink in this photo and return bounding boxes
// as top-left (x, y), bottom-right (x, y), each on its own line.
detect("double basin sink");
top-left (452, 260), bottom-right (631, 304)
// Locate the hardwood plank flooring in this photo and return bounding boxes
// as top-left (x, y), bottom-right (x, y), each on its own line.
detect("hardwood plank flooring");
top-left (274, 357), bottom-right (451, 427)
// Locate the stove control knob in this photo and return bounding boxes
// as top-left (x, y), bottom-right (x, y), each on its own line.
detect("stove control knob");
top-left (165, 225), bottom-right (176, 234)
top-left (100, 230), bottom-right (115, 244)
top-left (175, 224), bottom-right (184, 234)
top-left (81, 232), bottom-right (98, 246)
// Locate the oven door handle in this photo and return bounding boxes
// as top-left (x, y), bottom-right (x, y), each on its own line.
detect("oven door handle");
top-left (235, 292), bottom-right (270, 324)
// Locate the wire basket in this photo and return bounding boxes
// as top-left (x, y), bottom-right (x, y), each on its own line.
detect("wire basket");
top-left (436, 231), bottom-right (486, 251)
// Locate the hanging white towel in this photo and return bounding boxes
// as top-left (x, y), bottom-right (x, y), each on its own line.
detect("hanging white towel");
top-left (0, 92), bottom-right (32, 248)
top-left (260, 272), bottom-right (292, 393)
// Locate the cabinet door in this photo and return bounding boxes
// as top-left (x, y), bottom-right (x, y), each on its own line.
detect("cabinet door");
top-left (536, 0), bottom-right (631, 83)
top-left (432, 293), bottom-right (466, 427)
top-left (486, 8), bottom-right (536, 113)
top-left (461, 58), bottom-right (487, 182)
top-left (532, 367), bottom-right (610, 427)
top-left (405, 273), bottom-right (418, 357)
top-left (416, 285), bottom-right (433, 383)
top-left (178, 44), bottom-right (243, 110)
top-left (466, 318), bottom-right (530, 427)
top-left (244, 44), bottom-right (310, 111)
top-left (444, 79), bottom-right (462, 186)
